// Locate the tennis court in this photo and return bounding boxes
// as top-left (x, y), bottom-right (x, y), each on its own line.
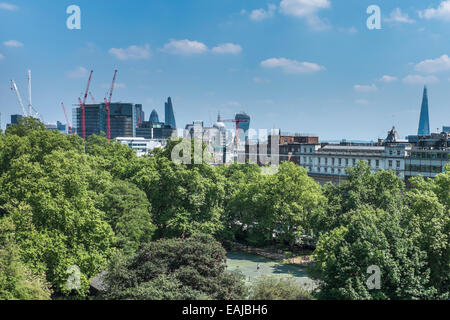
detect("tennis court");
top-left (226, 251), bottom-right (318, 290)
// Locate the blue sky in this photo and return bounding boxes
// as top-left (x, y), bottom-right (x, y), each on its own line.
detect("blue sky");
top-left (1, 0), bottom-right (450, 140)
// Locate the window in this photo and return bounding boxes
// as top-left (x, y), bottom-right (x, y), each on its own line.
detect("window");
top-left (397, 150), bottom-right (401, 156)
top-left (389, 150), bottom-right (393, 156)
top-left (376, 160), bottom-right (379, 167)
top-left (396, 161), bottom-right (401, 168)
top-left (389, 160), bottom-right (393, 167)
top-left (345, 158), bottom-right (349, 166)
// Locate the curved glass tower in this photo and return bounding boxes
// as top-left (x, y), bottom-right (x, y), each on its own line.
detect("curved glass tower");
top-left (149, 109), bottom-right (160, 123)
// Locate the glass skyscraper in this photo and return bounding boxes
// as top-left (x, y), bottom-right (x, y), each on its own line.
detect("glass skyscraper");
top-left (418, 86), bottom-right (430, 136)
top-left (165, 97), bottom-right (177, 129)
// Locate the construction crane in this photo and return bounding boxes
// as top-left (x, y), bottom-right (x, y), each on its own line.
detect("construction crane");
top-left (80, 70), bottom-right (94, 140)
top-left (10, 79), bottom-right (27, 116)
top-left (104, 70), bottom-right (118, 140)
top-left (89, 92), bottom-right (96, 104)
top-left (61, 102), bottom-right (71, 134)
top-left (27, 70), bottom-right (32, 116)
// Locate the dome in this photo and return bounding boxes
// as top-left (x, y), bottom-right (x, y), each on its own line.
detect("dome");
top-left (149, 109), bottom-right (160, 123)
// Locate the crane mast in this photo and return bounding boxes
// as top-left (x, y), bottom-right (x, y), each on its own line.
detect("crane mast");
top-left (80, 70), bottom-right (93, 140)
top-left (89, 92), bottom-right (96, 104)
top-left (27, 70), bottom-right (32, 117)
top-left (61, 102), bottom-right (71, 134)
top-left (10, 80), bottom-right (27, 116)
top-left (105, 70), bottom-right (118, 140)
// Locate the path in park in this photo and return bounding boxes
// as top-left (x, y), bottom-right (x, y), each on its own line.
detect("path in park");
top-left (226, 251), bottom-right (318, 290)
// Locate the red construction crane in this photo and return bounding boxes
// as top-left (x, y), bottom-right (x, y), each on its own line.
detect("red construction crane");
top-left (219, 116), bottom-right (249, 147)
top-left (80, 70), bottom-right (93, 140)
top-left (61, 102), bottom-right (72, 134)
top-left (104, 70), bottom-right (118, 140)
top-left (89, 92), bottom-right (96, 104)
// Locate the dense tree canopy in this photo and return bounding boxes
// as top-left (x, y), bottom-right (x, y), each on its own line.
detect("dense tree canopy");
top-left (0, 118), bottom-right (448, 300)
top-left (102, 234), bottom-right (247, 300)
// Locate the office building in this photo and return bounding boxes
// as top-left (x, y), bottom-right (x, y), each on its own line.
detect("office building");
top-left (235, 112), bottom-right (250, 144)
top-left (73, 103), bottom-right (142, 139)
top-left (165, 97), bottom-right (176, 129)
top-left (136, 121), bottom-right (176, 140)
top-left (418, 86), bottom-right (430, 136)
top-left (116, 137), bottom-right (164, 157)
top-left (7, 114), bottom-right (23, 127)
top-left (149, 109), bottom-right (160, 123)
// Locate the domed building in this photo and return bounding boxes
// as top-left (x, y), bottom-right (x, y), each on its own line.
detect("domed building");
top-left (149, 109), bottom-right (160, 123)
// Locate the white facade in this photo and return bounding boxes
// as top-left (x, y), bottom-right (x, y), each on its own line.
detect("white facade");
top-left (295, 143), bottom-right (411, 180)
top-left (116, 137), bottom-right (163, 157)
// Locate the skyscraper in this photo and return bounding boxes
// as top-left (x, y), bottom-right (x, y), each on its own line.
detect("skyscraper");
top-left (165, 97), bottom-right (176, 129)
top-left (149, 109), bottom-right (160, 123)
top-left (418, 86), bottom-right (430, 136)
top-left (235, 112), bottom-right (250, 143)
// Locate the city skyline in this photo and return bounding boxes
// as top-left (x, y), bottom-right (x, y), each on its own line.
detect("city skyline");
top-left (1, 0), bottom-right (450, 140)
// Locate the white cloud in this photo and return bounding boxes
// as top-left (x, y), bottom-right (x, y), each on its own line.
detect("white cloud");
top-left (355, 99), bottom-right (369, 105)
top-left (380, 75), bottom-right (398, 83)
top-left (250, 4), bottom-right (276, 21)
top-left (253, 77), bottom-right (271, 83)
top-left (280, 0), bottom-right (330, 17)
top-left (66, 67), bottom-right (89, 79)
top-left (354, 84), bottom-right (377, 92)
top-left (212, 43), bottom-right (242, 54)
top-left (338, 26), bottom-right (358, 34)
top-left (221, 101), bottom-right (241, 108)
top-left (261, 57), bottom-right (325, 74)
top-left (3, 40), bottom-right (23, 47)
top-left (419, 0), bottom-right (450, 21)
top-left (0, 53), bottom-right (4, 60)
top-left (385, 8), bottom-right (415, 24)
top-left (414, 54), bottom-right (450, 73)
top-left (280, 0), bottom-right (331, 29)
top-left (0, 2), bottom-right (18, 11)
top-left (102, 82), bottom-right (126, 89)
top-left (109, 44), bottom-right (151, 60)
top-left (403, 75), bottom-right (439, 84)
top-left (161, 39), bottom-right (208, 55)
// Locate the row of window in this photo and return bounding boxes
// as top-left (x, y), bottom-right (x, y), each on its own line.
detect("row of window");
top-left (301, 157), bottom-right (402, 168)
top-left (405, 164), bottom-right (444, 173)
top-left (410, 152), bottom-right (449, 160)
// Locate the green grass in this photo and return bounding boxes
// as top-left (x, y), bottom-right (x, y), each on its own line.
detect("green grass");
top-left (226, 251), bottom-right (318, 290)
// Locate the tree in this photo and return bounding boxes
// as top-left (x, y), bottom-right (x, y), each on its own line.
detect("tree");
top-left (0, 217), bottom-right (52, 300)
top-left (102, 234), bottom-right (247, 300)
top-left (236, 162), bottom-right (325, 247)
top-left (97, 179), bottom-right (155, 255)
top-left (313, 206), bottom-right (436, 300)
top-left (248, 276), bottom-right (314, 300)
top-left (132, 156), bottom-right (225, 239)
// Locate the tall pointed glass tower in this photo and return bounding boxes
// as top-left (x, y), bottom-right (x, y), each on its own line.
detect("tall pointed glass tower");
top-left (165, 97), bottom-right (177, 129)
top-left (418, 86), bottom-right (430, 136)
